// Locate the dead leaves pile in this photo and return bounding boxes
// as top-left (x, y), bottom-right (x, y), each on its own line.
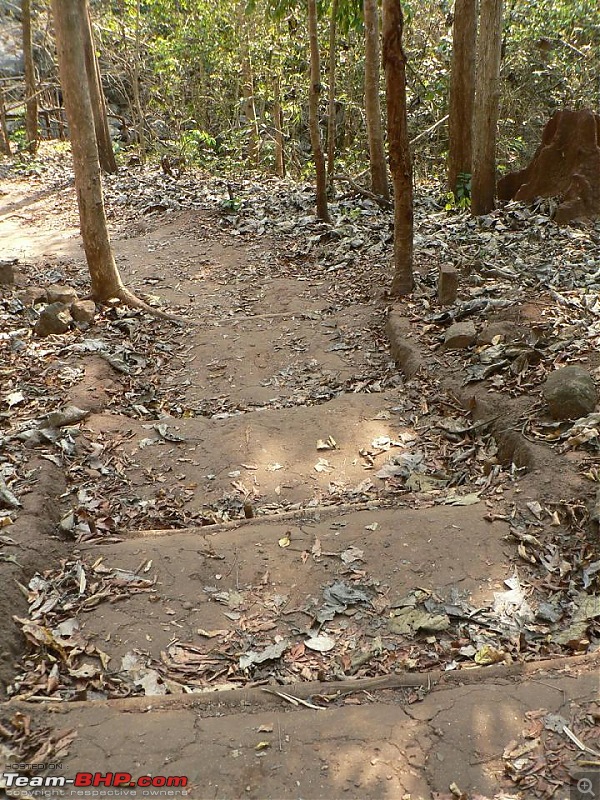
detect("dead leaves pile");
top-left (503, 703), bottom-right (600, 798)
top-left (10, 557), bottom-right (155, 700)
top-left (0, 713), bottom-right (76, 789)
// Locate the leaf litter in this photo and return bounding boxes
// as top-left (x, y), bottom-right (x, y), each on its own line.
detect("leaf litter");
top-left (1, 157), bottom-right (599, 795)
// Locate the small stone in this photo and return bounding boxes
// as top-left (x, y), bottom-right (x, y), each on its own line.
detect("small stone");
top-left (543, 366), bottom-right (597, 420)
top-left (438, 265), bottom-right (458, 306)
top-left (34, 302), bottom-right (73, 337)
top-left (444, 320), bottom-right (477, 349)
top-left (18, 286), bottom-right (47, 305)
top-left (46, 284), bottom-right (79, 304)
top-left (478, 321), bottom-right (520, 345)
top-left (0, 260), bottom-right (16, 285)
top-left (70, 299), bottom-right (96, 324)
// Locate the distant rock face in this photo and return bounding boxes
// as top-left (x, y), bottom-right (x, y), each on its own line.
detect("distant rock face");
top-left (497, 109), bottom-right (600, 224)
top-left (0, 17), bottom-right (23, 78)
top-left (543, 366), bottom-right (598, 420)
top-left (34, 302), bottom-right (72, 337)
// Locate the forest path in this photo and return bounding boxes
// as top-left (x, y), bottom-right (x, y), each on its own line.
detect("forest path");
top-left (1, 167), bottom-right (598, 799)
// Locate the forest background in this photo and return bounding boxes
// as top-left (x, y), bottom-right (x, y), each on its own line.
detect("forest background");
top-left (1, 0), bottom-right (598, 203)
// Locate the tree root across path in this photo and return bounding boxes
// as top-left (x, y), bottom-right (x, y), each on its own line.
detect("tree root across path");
top-left (113, 287), bottom-right (185, 323)
top-left (9, 652), bottom-right (597, 716)
top-left (87, 286), bottom-right (186, 324)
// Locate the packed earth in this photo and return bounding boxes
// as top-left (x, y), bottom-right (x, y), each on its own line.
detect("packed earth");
top-left (0, 148), bottom-right (599, 799)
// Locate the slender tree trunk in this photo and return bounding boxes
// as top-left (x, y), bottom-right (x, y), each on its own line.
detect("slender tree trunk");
top-left (50, 0), bottom-right (127, 304)
top-left (382, 0), bottom-right (413, 296)
top-left (273, 71), bottom-right (285, 177)
top-left (131, 0), bottom-right (146, 160)
top-left (307, 0), bottom-right (330, 222)
top-left (447, 0), bottom-right (477, 193)
top-left (82, 4), bottom-right (117, 174)
top-left (364, 0), bottom-right (389, 200)
top-left (239, 5), bottom-right (260, 168)
top-left (326, 0), bottom-right (338, 192)
top-left (22, 0), bottom-right (38, 153)
top-left (0, 85), bottom-right (11, 155)
top-left (471, 0), bottom-right (503, 215)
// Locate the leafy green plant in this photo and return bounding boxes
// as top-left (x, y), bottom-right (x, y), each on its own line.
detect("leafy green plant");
top-left (444, 171), bottom-right (471, 210)
top-left (178, 128), bottom-right (219, 161)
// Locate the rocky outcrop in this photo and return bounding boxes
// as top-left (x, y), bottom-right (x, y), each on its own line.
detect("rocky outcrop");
top-left (498, 109), bottom-right (600, 224)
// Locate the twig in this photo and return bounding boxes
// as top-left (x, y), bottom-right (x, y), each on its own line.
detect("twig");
top-left (332, 174), bottom-right (392, 209)
top-left (260, 688), bottom-right (327, 710)
top-left (409, 114), bottom-right (449, 146)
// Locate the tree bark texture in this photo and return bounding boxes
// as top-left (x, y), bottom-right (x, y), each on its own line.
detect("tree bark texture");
top-left (51, 0), bottom-right (124, 302)
top-left (447, 0), bottom-right (477, 193)
top-left (471, 0), bottom-right (503, 215)
top-left (364, 0), bottom-right (389, 200)
top-left (0, 85), bottom-right (11, 155)
top-left (307, 0), bottom-right (330, 222)
top-left (326, 0), bottom-right (338, 191)
top-left (382, 0), bottom-right (414, 296)
top-left (83, 4), bottom-right (118, 174)
top-left (22, 0), bottom-right (38, 153)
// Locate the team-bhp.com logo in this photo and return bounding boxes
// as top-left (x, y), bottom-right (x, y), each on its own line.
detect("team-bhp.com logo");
top-left (2, 772), bottom-right (189, 796)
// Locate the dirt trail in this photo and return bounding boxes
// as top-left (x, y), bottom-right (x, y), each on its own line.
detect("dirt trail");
top-left (0, 168), bottom-right (598, 799)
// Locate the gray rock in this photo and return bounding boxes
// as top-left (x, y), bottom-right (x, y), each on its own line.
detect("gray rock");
top-left (34, 302), bottom-right (73, 337)
top-left (70, 299), bottom-right (96, 324)
top-left (477, 321), bottom-right (521, 345)
top-left (444, 320), bottom-right (477, 350)
top-left (46, 284), bottom-right (79, 304)
top-left (18, 286), bottom-right (47, 305)
top-left (0, 259), bottom-right (16, 285)
top-left (543, 366), bottom-right (598, 420)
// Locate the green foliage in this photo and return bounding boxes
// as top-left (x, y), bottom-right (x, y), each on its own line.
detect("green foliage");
top-left (178, 129), bottom-right (219, 161)
top-left (91, 0), bottom-right (600, 181)
top-left (444, 172), bottom-right (471, 211)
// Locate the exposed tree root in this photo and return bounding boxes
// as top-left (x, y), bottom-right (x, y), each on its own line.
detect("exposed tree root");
top-left (110, 286), bottom-right (185, 324)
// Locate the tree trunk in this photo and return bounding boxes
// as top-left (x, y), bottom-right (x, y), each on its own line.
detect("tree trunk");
top-left (131, 0), bottom-right (146, 160)
top-left (471, 0), bottom-right (503, 215)
top-left (447, 0), bottom-right (477, 194)
top-left (307, 0), bottom-right (330, 222)
top-left (382, 0), bottom-right (413, 296)
top-left (364, 0), bottom-right (389, 200)
top-left (239, 5), bottom-right (260, 168)
top-left (82, 4), bottom-right (117, 174)
top-left (273, 71), bottom-right (285, 177)
top-left (326, 0), bottom-right (338, 192)
top-left (0, 85), bottom-right (11, 155)
top-left (50, 0), bottom-right (130, 305)
top-left (22, 0), bottom-right (38, 153)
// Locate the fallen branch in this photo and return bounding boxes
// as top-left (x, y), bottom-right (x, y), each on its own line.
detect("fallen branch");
top-left (121, 499), bottom-right (398, 539)
top-left (332, 174), bottom-right (392, 208)
top-left (409, 114), bottom-right (449, 146)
